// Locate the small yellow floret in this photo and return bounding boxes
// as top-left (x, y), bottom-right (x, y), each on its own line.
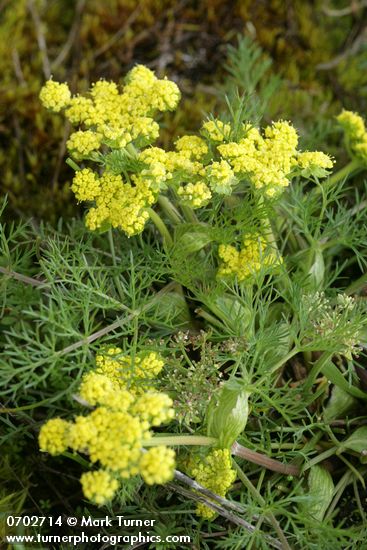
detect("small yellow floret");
top-left (206, 160), bottom-right (235, 194)
top-left (67, 130), bottom-right (101, 156)
top-left (140, 447), bottom-right (175, 485)
top-left (264, 120), bottom-right (298, 152)
top-left (177, 182), bottom-right (212, 208)
top-left (134, 352), bottom-right (165, 378)
top-left (131, 392), bottom-right (174, 426)
top-left (78, 372), bottom-right (117, 406)
top-left (188, 449), bottom-right (236, 519)
top-left (71, 168), bottom-right (101, 201)
top-left (296, 151), bottom-right (334, 170)
top-left (65, 96), bottom-right (94, 125)
top-left (217, 245), bottom-right (240, 277)
top-left (337, 110), bottom-right (366, 141)
top-left (218, 236), bottom-right (280, 281)
top-left (126, 65), bottom-right (157, 87)
top-left (131, 117), bottom-right (159, 142)
top-left (139, 147), bottom-right (167, 166)
top-left (80, 470), bottom-right (119, 505)
top-left (39, 80), bottom-right (71, 112)
top-left (39, 418), bottom-right (70, 455)
top-left (151, 79), bottom-right (181, 111)
top-left (90, 80), bottom-right (119, 100)
top-left (175, 136), bottom-right (208, 160)
top-left (202, 120), bottom-right (231, 142)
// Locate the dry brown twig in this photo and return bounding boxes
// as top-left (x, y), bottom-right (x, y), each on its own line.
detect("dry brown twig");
top-left (316, 26), bottom-right (367, 70)
top-left (27, 0), bottom-right (51, 79)
top-left (169, 471), bottom-right (285, 549)
top-left (322, 1), bottom-right (367, 17)
top-left (51, 0), bottom-right (87, 71)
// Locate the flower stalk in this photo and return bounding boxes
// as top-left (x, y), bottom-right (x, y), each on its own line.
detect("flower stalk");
top-left (144, 435), bottom-right (301, 476)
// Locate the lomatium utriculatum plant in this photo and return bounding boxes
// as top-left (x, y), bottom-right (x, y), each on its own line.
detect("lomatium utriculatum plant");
top-left (5, 63), bottom-right (366, 544)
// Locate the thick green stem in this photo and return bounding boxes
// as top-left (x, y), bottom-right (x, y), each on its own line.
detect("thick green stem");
top-left (147, 207), bottom-right (173, 246)
top-left (302, 447), bottom-right (338, 471)
top-left (269, 349), bottom-right (300, 376)
top-left (259, 196), bottom-right (290, 293)
top-left (345, 272), bottom-right (367, 295)
top-left (143, 436), bottom-right (300, 476)
top-left (142, 435), bottom-right (216, 447)
top-left (302, 351), bottom-right (334, 393)
top-left (158, 195), bottom-right (182, 224)
top-left (66, 157), bottom-right (81, 171)
top-left (181, 203), bottom-right (199, 224)
top-left (258, 195), bottom-right (280, 256)
top-left (326, 159), bottom-right (361, 187)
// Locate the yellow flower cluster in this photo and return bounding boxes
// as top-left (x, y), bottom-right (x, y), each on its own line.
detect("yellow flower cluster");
top-left (71, 168), bottom-right (101, 201)
top-left (72, 171), bottom-right (154, 236)
top-left (177, 182), bottom-right (212, 208)
top-left (39, 80), bottom-right (71, 112)
top-left (337, 110), bottom-right (367, 163)
top-left (218, 235), bottom-right (280, 281)
top-left (201, 120), bottom-right (231, 142)
top-left (139, 447), bottom-right (176, 485)
top-left (188, 449), bottom-right (236, 519)
top-left (95, 348), bottom-right (165, 389)
top-left (175, 136), bottom-right (208, 160)
top-left (38, 418), bottom-right (69, 456)
top-left (40, 67), bottom-right (335, 239)
top-left (218, 121), bottom-right (332, 196)
top-left (66, 130), bottom-right (102, 157)
top-left (40, 66), bottom-right (181, 151)
top-left (296, 152), bottom-right (334, 170)
top-left (81, 470), bottom-right (119, 506)
top-left (337, 110), bottom-right (366, 141)
top-left (39, 66), bottom-right (183, 237)
top-left (39, 349), bottom-right (175, 505)
top-left (206, 160), bottom-right (236, 195)
top-left (131, 392), bottom-right (174, 426)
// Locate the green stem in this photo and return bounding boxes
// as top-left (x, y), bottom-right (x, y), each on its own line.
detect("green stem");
top-left (125, 143), bottom-right (138, 158)
top-left (147, 207), bottom-right (173, 246)
top-left (142, 435), bottom-right (217, 447)
top-left (259, 195), bottom-right (292, 294)
top-left (66, 157), bottom-right (81, 171)
top-left (269, 348), bottom-right (299, 376)
top-left (302, 446), bottom-right (338, 471)
top-left (259, 195), bottom-right (280, 256)
top-left (234, 463), bottom-right (293, 550)
top-left (345, 272), bottom-right (367, 296)
top-left (195, 307), bottom-right (228, 330)
top-left (302, 351), bottom-right (334, 393)
top-left (326, 159), bottom-right (361, 187)
top-left (108, 228), bottom-right (125, 301)
top-left (302, 350), bottom-right (313, 369)
top-left (63, 451), bottom-right (90, 468)
top-left (158, 195), bottom-right (183, 224)
top-left (181, 203), bottom-right (199, 224)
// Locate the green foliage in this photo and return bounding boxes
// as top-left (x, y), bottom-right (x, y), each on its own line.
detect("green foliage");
top-left (2, 147), bottom-right (367, 545)
top-left (206, 378), bottom-right (250, 448)
top-left (2, 6), bottom-right (367, 544)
